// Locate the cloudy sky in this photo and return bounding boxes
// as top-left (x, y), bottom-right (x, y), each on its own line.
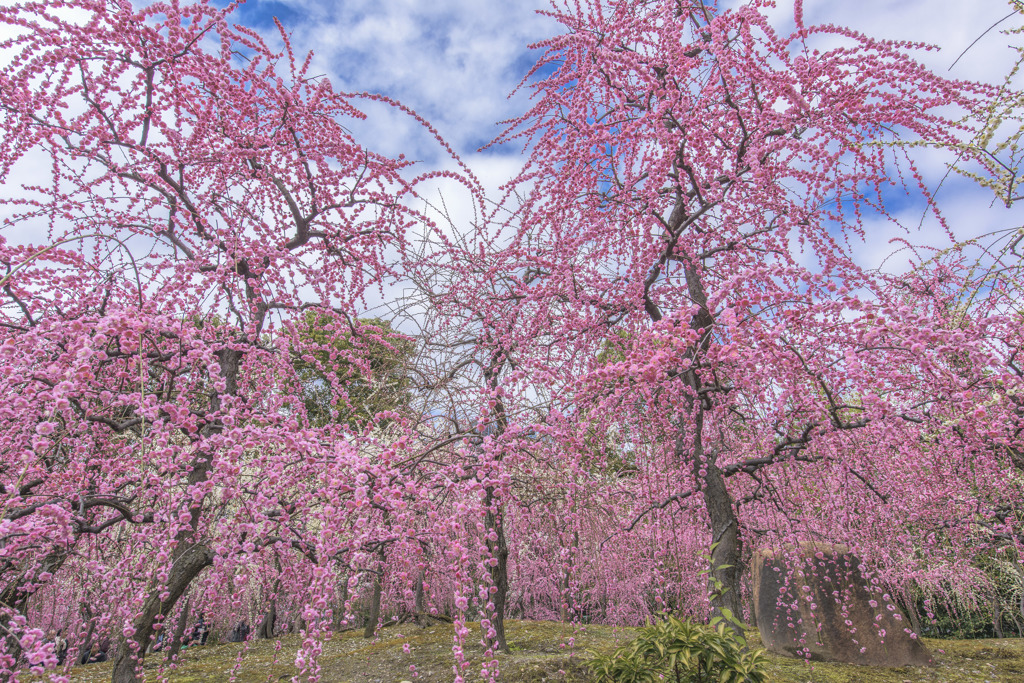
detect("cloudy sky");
top-left (227, 0), bottom-right (1017, 154)
top-left (220, 0), bottom-right (1023, 272)
top-left (1, 0), bottom-right (1020, 278)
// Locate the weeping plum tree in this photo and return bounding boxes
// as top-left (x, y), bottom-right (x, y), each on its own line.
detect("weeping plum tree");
top-left (495, 0), bottom-right (1020, 623)
top-left (0, 0), bottom-right (467, 679)
top-left (0, 0), bottom-right (1022, 680)
top-left (406, 233), bottom-right (551, 654)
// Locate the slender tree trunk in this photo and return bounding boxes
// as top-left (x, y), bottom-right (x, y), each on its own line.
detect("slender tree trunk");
top-left (559, 529), bottom-right (579, 622)
top-left (109, 321), bottom-right (241, 683)
top-left (678, 402), bottom-right (743, 627)
top-left (559, 571), bottom-right (569, 623)
top-left (479, 355), bottom-right (511, 654)
top-left (164, 596), bottom-right (191, 661)
top-left (483, 486), bottom-right (510, 653)
top-left (1019, 585), bottom-right (1024, 636)
top-left (332, 576), bottom-right (348, 632)
top-left (903, 595), bottom-right (924, 637)
top-left (260, 559), bottom-right (283, 639)
top-left (677, 261), bottom-right (744, 628)
top-left (77, 603), bottom-right (96, 666)
top-left (414, 568), bottom-right (427, 627)
top-left (259, 600), bottom-right (277, 639)
top-left (363, 570), bottom-right (382, 639)
top-left (0, 550), bottom-right (68, 661)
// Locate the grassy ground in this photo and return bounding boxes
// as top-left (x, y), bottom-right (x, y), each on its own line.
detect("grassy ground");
top-left (56, 620), bottom-right (1024, 682)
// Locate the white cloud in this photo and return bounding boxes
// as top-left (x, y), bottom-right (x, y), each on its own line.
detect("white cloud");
top-left (253, 0), bottom-right (557, 166)
top-left (4, 0), bottom-right (1024, 276)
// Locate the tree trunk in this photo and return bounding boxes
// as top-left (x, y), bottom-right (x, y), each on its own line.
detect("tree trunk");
top-left (679, 261), bottom-right (744, 629)
top-left (332, 576), bottom-right (349, 632)
top-left (0, 550), bottom-right (68, 661)
top-left (483, 485), bottom-right (510, 653)
top-left (903, 595), bottom-right (924, 637)
top-left (414, 568), bottom-right (427, 627)
top-left (164, 596), bottom-right (191, 661)
top-left (701, 461), bottom-right (743, 625)
top-left (259, 601), bottom-right (277, 639)
top-left (676, 392), bottom-right (743, 629)
top-left (78, 603), bottom-right (96, 666)
top-left (480, 353), bottom-right (511, 654)
top-left (362, 570), bottom-right (382, 639)
top-left (559, 564), bottom-right (570, 622)
top-left (110, 544), bottom-right (212, 683)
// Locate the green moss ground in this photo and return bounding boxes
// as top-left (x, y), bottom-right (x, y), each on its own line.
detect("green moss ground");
top-left (52, 620), bottom-right (1024, 682)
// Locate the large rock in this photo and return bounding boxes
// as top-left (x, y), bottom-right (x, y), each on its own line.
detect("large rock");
top-left (752, 544), bottom-right (932, 667)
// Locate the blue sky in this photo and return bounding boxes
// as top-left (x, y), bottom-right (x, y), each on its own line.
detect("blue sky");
top-left (215, 0), bottom-right (1024, 273)
top-left (224, 0), bottom-right (556, 165)
top-left (0, 0), bottom-right (1020, 278)
top-left (223, 0), bottom-right (1019, 150)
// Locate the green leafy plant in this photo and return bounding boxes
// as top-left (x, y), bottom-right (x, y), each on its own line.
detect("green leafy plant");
top-left (587, 614), bottom-right (768, 683)
top-left (699, 541), bottom-right (748, 635)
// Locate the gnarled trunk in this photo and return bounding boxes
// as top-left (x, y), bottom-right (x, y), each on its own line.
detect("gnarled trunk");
top-left (259, 601), bottom-right (277, 639)
top-left (110, 543), bottom-right (212, 683)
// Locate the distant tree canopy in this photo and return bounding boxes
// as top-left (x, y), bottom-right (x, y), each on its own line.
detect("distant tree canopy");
top-left (292, 313), bottom-right (416, 428)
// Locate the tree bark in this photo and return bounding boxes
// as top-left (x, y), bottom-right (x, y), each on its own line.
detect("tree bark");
top-left (110, 544), bottom-right (212, 683)
top-left (483, 486), bottom-right (510, 653)
top-left (994, 599), bottom-right (1004, 639)
top-left (164, 596), bottom-right (191, 661)
top-left (701, 460), bottom-right (743, 624)
top-left (559, 560), bottom-right (569, 622)
top-left (259, 601), bottom-right (277, 639)
top-left (479, 353), bottom-right (511, 654)
top-left (676, 404), bottom-right (743, 628)
top-left (414, 568), bottom-right (427, 627)
top-left (78, 603), bottom-right (96, 666)
top-left (903, 595), bottom-right (924, 637)
top-left (0, 550), bottom-right (67, 661)
top-left (679, 260), bottom-right (744, 628)
top-left (332, 576), bottom-right (349, 632)
top-left (362, 569), bottom-right (382, 639)
top-left (109, 311), bottom-right (241, 683)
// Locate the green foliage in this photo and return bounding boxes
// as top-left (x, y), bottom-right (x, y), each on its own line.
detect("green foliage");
top-left (700, 543), bottom-right (734, 614)
top-left (915, 548), bottom-right (1024, 639)
top-left (292, 313), bottom-right (415, 428)
top-left (587, 615), bottom-right (768, 683)
top-left (595, 329), bottom-right (632, 366)
top-left (959, 0), bottom-right (1024, 209)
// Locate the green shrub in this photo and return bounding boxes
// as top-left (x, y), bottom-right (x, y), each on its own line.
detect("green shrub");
top-left (587, 615), bottom-right (768, 683)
